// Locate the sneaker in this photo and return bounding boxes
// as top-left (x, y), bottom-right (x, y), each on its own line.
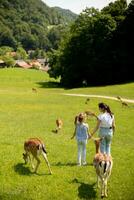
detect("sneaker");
top-left (77, 163), bottom-right (81, 166)
top-left (82, 162), bottom-right (87, 166)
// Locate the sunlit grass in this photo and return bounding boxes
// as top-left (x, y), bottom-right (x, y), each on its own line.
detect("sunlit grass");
top-left (0, 68), bottom-right (134, 200)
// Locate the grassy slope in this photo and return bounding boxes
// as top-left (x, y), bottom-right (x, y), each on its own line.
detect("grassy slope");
top-left (0, 68), bottom-right (134, 200)
top-left (64, 83), bottom-right (134, 99)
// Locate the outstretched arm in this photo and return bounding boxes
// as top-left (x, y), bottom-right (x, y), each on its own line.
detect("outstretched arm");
top-left (86, 124), bottom-right (91, 139)
top-left (92, 113), bottom-right (98, 119)
top-left (85, 111), bottom-right (98, 119)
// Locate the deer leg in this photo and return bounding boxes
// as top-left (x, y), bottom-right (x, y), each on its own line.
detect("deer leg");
top-left (34, 156), bottom-right (41, 173)
top-left (97, 176), bottom-right (100, 188)
top-left (28, 154), bottom-right (35, 170)
top-left (42, 152), bottom-right (52, 174)
top-left (101, 180), bottom-right (105, 198)
top-left (31, 156), bottom-right (35, 170)
top-left (104, 179), bottom-right (108, 197)
top-left (23, 152), bottom-right (29, 164)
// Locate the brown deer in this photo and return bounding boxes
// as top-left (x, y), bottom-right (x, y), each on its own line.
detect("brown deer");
top-left (116, 96), bottom-right (121, 100)
top-left (52, 119), bottom-right (63, 133)
top-left (85, 98), bottom-right (90, 104)
top-left (32, 88), bottom-right (37, 93)
top-left (121, 101), bottom-right (128, 107)
top-left (117, 96), bottom-right (128, 107)
top-left (23, 138), bottom-right (52, 174)
top-left (93, 138), bottom-right (113, 198)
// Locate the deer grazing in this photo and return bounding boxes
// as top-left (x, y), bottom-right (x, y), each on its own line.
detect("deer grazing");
top-left (85, 98), bottom-right (90, 104)
top-left (116, 96), bottom-right (128, 107)
top-left (93, 138), bottom-right (113, 198)
top-left (23, 138), bottom-right (52, 174)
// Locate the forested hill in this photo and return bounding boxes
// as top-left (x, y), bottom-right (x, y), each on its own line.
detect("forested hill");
top-left (0, 0), bottom-right (77, 50)
top-left (53, 7), bottom-right (78, 23)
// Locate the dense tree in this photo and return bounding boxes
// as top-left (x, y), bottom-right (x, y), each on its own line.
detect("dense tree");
top-left (102, 0), bottom-right (127, 23)
top-left (48, 25), bottom-right (69, 49)
top-left (2, 55), bottom-right (15, 67)
top-left (0, 23), bottom-right (16, 48)
top-left (0, 46), bottom-right (13, 56)
top-left (48, 0), bottom-right (133, 87)
top-left (29, 48), bottom-right (46, 59)
top-left (48, 7), bottom-right (117, 87)
top-left (108, 0), bottom-right (134, 82)
top-left (15, 47), bottom-right (28, 60)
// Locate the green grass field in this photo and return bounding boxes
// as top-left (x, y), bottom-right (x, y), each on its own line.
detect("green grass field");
top-left (0, 68), bottom-right (134, 200)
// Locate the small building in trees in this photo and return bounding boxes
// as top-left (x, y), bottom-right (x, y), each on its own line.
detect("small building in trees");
top-left (29, 60), bottom-right (41, 69)
top-left (15, 60), bottom-right (32, 69)
top-left (0, 59), bottom-right (5, 68)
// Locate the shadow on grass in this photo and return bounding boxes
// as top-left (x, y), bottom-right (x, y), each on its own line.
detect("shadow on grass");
top-left (52, 162), bottom-right (76, 167)
top-left (14, 163), bottom-right (32, 176)
top-left (36, 81), bottom-right (62, 88)
top-left (52, 162), bottom-right (93, 167)
top-left (72, 178), bottom-right (97, 199)
top-left (14, 163), bottom-right (52, 176)
top-left (37, 80), bottom-right (134, 89)
top-left (35, 172), bottom-right (52, 176)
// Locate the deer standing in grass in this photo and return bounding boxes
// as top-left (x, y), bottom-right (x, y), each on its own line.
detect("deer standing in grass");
top-left (32, 88), bottom-right (37, 93)
top-left (56, 118), bottom-right (63, 132)
top-left (93, 138), bottom-right (113, 198)
top-left (23, 138), bottom-right (52, 174)
top-left (52, 118), bottom-right (63, 133)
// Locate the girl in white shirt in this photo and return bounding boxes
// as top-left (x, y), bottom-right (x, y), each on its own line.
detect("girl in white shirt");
top-left (91, 103), bottom-right (115, 155)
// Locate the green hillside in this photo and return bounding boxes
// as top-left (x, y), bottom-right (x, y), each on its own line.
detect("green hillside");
top-left (0, 0), bottom-right (77, 50)
top-left (53, 7), bottom-right (77, 23)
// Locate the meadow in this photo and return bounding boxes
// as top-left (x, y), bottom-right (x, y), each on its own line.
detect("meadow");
top-left (0, 68), bottom-right (134, 200)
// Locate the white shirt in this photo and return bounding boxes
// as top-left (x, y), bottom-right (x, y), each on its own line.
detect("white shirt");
top-left (98, 112), bottom-right (114, 128)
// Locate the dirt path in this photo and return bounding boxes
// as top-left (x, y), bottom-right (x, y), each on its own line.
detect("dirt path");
top-left (62, 93), bottom-right (134, 103)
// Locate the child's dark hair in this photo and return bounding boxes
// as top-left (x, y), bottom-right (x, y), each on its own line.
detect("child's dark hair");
top-left (74, 115), bottom-right (78, 125)
top-left (77, 113), bottom-right (85, 122)
top-left (98, 103), bottom-right (113, 118)
top-left (74, 113), bottom-right (85, 124)
top-left (78, 115), bottom-right (84, 122)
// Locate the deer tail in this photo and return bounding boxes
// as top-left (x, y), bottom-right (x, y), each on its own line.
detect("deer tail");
top-left (42, 144), bottom-right (47, 154)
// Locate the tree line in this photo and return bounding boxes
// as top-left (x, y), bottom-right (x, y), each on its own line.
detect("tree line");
top-left (48, 0), bottom-right (134, 87)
